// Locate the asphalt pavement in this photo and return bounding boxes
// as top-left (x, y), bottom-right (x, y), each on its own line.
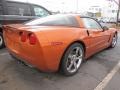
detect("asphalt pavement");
top-left (0, 33), bottom-right (120, 90)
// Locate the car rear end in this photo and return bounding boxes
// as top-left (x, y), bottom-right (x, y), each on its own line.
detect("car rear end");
top-left (3, 24), bottom-right (49, 71)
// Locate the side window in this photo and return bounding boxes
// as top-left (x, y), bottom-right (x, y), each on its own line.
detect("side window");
top-left (82, 18), bottom-right (102, 30)
top-left (7, 2), bottom-right (31, 16)
top-left (0, 1), bottom-right (3, 15)
top-left (0, 5), bottom-right (2, 15)
top-left (33, 5), bottom-right (50, 17)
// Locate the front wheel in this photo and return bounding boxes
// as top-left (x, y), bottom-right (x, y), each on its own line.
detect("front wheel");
top-left (60, 43), bottom-right (84, 76)
top-left (0, 32), bottom-right (5, 49)
top-left (110, 33), bottom-right (117, 48)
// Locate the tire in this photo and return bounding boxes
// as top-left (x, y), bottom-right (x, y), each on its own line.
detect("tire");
top-left (0, 32), bottom-right (5, 49)
top-left (60, 43), bottom-right (84, 76)
top-left (110, 33), bottom-right (117, 48)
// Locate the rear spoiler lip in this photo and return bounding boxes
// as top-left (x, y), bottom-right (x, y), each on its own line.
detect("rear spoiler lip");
top-left (3, 25), bottom-right (16, 30)
top-left (2, 25), bottom-right (35, 35)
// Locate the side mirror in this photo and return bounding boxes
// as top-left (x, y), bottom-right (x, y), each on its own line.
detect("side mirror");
top-left (103, 26), bottom-right (109, 31)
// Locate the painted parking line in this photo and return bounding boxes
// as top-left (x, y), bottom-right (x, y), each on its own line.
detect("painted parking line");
top-left (0, 52), bottom-right (9, 56)
top-left (94, 61), bottom-right (120, 90)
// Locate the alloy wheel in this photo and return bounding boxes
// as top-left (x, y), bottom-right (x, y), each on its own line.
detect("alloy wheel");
top-left (0, 35), bottom-right (3, 47)
top-left (111, 34), bottom-right (117, 47)
top-left (66, 47), bottom-right (83, 73)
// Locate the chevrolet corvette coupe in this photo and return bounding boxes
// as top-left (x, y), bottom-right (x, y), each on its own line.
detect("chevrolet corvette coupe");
top-left (3, 14), bottom-right (117, 76)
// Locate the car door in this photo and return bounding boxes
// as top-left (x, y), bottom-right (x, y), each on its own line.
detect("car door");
top-left (82, 18), bottom-right (111, 54)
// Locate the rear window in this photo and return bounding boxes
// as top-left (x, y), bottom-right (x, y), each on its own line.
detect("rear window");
top-left (25, 15), bottom-right (80, 27)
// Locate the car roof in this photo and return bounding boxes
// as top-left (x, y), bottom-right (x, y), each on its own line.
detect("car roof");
top-left (47, 14), bottom-right (97, 20)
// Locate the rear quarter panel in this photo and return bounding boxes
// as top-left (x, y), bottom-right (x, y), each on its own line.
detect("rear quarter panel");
top-left (34, 27), bottom-right (88, 71)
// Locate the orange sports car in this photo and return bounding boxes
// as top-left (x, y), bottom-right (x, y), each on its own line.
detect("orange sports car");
top-left (3, 14), bottom-right (118, 76)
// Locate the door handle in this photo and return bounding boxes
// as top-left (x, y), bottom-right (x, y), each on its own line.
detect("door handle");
top-left (86, 30), bottom-right (89, 36)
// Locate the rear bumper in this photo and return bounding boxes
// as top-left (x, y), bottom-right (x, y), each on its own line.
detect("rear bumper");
top-left (9, 50), bottom-right (35, 68)
top-left (8, 48), bottom-right (57, 72)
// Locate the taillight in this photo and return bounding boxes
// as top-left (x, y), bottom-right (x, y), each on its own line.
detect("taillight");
top-left (19, 32), bottom-right (27, 42)
top-left (28, 33), bottom-right (36, 45)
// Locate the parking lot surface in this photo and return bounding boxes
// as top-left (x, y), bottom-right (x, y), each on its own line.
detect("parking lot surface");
top-left (103, 69), bottom-right (120, 90)
top-left (0, 33), bottom-right (120, 90)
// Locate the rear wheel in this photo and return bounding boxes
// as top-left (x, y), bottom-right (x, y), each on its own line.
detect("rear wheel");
top-left (110, 33), bottom-right (117, 48)
top-left (0, 32), bottom-right (5, 49)
top-left (60, 43), bottom-right (84, 76)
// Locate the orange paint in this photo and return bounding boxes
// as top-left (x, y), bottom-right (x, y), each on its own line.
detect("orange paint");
top-left (3, 15), bottom-right (117, 72)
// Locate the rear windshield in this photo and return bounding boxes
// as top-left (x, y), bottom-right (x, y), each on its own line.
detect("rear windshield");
top-left (25, 15), bottom-right (80, 27)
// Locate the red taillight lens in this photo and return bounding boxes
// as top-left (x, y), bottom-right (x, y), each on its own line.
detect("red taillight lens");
top-left (19, 32), bottom-right (27, 42)
top-left (28, 33), bottom-right (36, 45)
